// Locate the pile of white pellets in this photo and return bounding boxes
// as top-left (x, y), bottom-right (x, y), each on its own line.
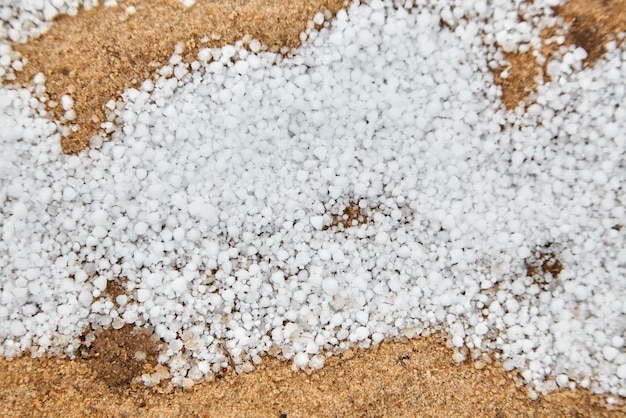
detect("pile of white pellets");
top-left (1, 0), bottom-right (625, 398)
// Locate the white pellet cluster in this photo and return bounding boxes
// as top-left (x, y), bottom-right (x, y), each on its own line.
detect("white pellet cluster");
top-left (1, 0), bottom-right (625, 397)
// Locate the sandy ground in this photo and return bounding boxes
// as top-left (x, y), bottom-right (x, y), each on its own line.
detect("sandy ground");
top-left (2, 0), bottom-right (626, 416)
top-left (2, 335), bottom-right (623, 417)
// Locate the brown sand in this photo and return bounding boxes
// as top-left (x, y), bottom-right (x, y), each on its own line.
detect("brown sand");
top-left (2, 335), bottom-right (624, 417)
top-left (2, 0), bottom-right (626, 416)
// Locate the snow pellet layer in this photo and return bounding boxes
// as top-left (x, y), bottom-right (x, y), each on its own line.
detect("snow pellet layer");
top-left (1, 0), bottom-right (625, 397)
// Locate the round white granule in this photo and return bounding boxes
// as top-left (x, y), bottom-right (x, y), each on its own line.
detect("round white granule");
top-left (137, 289), bottom-right (151, 302)
top-left (90, 209), bottom-right (109, 226)
top-left (234, 60), bottom-right (249, 75)
top-left (170, 277), bottom-right (188, 294)
top-left (197, 48), bottom-right (212, 62)
top-left (62, 186), bottom-right (77, 201)
top-left (309, 355), bottom-right (325, 370)
top-left (309, 216), bottom-right (324, 229)
top-left (517, 246), bottom-right (531, 258)
top-left (574, 285), bottom-right (590, 301)
top-left (355, 311), bottom-right (369, 326)
top-left (322, 277), bottom-right (339, 295)
top-left (74, 270), bottom-right (88, 283)
top-left (603, 122), bottom-right (618, 139)
top-left (33, 72), bottom-right (45, 84)
top-left (612, 336), bottom-right (625, 348)
top-left (556, 374), bottom-right (569, 387)
top-left (295, 251), bottom-right (311, 266)
top-left (375, 231), bottom-right (389, 244)
top-left (441, 214), bottom-right (455, 230)
top-left (449, 248), bottom-right (464, 263)
top-left (332, 250), bottom-right (345, 263)
top-left (293, 352), bottom-right (309, 368)
top-left (11, 202), bottom-right (27, 219)
top-left (134, 222), bottom-right (149, 235)
top-left (453, 350), bottom-right (466, 363)
top-left (186, 229), bottom-right (201, 242)
top-left (10, 321), bottom-right (26, 337)
top-left (78, 291), bottom-right (93, 307)
top-left (313, 12), bottom-right (324, 25)
top-left (507, 325), bottom-right (523, 341)
top-left (602, 346), bottom-right (620, 362)
top-left (397, 245), bottom-right (411, 258)
top-left (475, 323), bottom-right (488, 335)
top-left (197, 360), bottom-right (211, 374)
top-left (140, 79), bottom-right (154, 92)
top-left (372, 332), bottom-right (385, 345)
top-left (452, 335), bottom-right (464, 347)
top-left (37, 187), bottom-right (53, 204)
top-left (172, 228), bottom-right (186, 242)
top-left (248, 39), bottom-right (261, 52)
top-left (146, 273), bottom-right (163, 288)
top-left (221, 44), bottom-right (236, 60)
top-left (572, 47), bottom-right (588, 61)
top-left (505, 298), bottom-right (520, 313)
top-left (149, 306), bottom-right (161, 319)
top-left (61, 95), bottom-right (73, 110)
top-left (318, 248), bottom-right (331, 261)
top-left (371, 11), bottom-right (385, 26)
top-left (92, 226), bottom-right (108, 239)
top-left (93, 276), bottom-right (107, 292)
top-left (351, 326), bottom-right (369, 342)
top-left (617, 364), bottom-right (626, 380)
top-left (276, 249), bottom-right (289, 261)
top-left (511, 280), bottom-right (526, 296)
top-left (64, 109), bottom-right (76, 121)
top-left (116, 295), bottom-right (128, 306)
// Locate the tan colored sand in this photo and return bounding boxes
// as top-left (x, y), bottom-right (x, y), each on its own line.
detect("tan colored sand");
top-left (2, 336), bottom-right (624, 417)
top-left (2, 0), bottom-right (626, 416)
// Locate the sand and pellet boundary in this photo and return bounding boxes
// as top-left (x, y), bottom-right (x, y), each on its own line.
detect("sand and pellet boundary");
top-left (2, 0), bottom-right (626, 416)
